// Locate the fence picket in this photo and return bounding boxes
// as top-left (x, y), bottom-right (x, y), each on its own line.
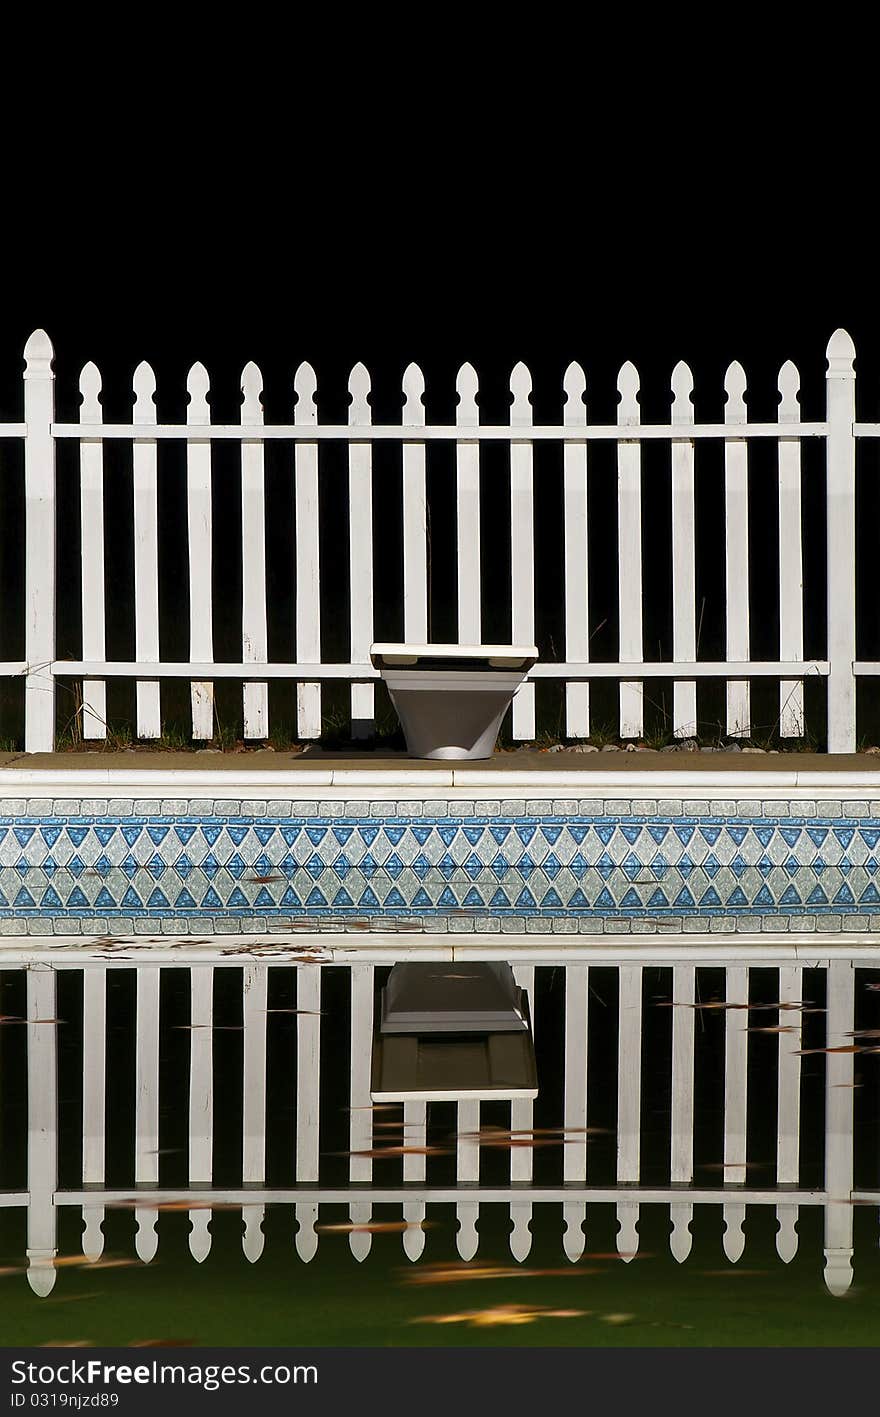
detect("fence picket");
top-left (26, 967), bottom-right (57, 1294)
top-left (78, 363), bottom-right (106, 739)
top-left (509, 964), bottom-right (534, 1260)
top-left (188, 966), bottom-right (213, 1261)
top-left (563, 364), bottom-right (589, 739)
top-left (348, 366), bottom-right (374, 736)
top-left (186, 364), bottom-right (214, 740)
top-left (132, 362), bottom-right (161, 738)
top-left (775, 964), bottom-right (803, 1262)
top-left (456, 1098), bottom-right (480, 1260)
top-left (135, 965), bottom-right (160, 1263)
top-left (23, 331), bottom-right (56, 754)
top-left (402, 1101), bottom-right (427, 1261)
top-left (617, 363), bottom-right (643, 738)
top-left (723, 964), bottom-right (748, 1261)
top-left (294, 364), bottom-right (321, 740)
top-left (670, 964), bottom-right (695, 1261)
top-left (240, 363), bottom-right (268, 740)
top-left (616, 965), bottom-right (642, 1258)
top-left (348, 964), bottom-right (374, 1258)
top-left (510, 364), bottom-right (535, 740)
top-left (402, 364), bottom-right (428, 644)
top-left (824, 960), bottom-right (855, 1294)
top-left (295, 965), bottom-right (322, 1261)
top-left (725, 363), bottom-right (750, 738)
top-left (825, 330), bottom-right (857, 753)
top-left (563, 963), bottom-right (588, 1260)
top-left (671, 363), bottom-right (697, 739)
top-left (456, 364), bottom-right (481, 644)
top-left (81, 967), bottom-right (106, 1259)
top-left (242, 964), bottom-right (268, 1261)
top-left (778, 362), bottom-right (805, 737)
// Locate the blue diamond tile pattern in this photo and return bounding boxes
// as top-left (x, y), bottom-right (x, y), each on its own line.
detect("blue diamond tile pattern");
top-left (1, 811), bottom-right (880, 923)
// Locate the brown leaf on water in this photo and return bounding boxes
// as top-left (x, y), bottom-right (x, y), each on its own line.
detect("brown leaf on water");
top-left (50, 1257), bottom-right (138, 1270)
top-left (317, 1221), bottom-right (435, 1235)
top-left (105, 1200), bottom-right (239, 1212)
top-left (582, 1252), bottom-right (648, 1261)
top-left (795, 1045), bottom-right (862, 1055)
top-left (128, 1339), bottom-right (195, 1347)
top-left (400, 1262), bottom-right (605, 1285)
top-left (746, 1025), bottom-right (799, 1034)
top-left (410, 1304), bottom-right (587, 1327)
top-left (342, 1146), bottom-right (451, 1159)
top-left (264, 1008), bottom-right (325, 1015)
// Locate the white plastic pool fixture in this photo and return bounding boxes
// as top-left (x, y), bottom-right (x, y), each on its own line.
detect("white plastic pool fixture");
top-left (370, 643), bottom-right (538, 760)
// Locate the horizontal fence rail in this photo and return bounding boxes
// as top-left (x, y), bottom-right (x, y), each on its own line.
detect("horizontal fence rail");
top-left (0, 956), bottom-right (871, 1296)
top-left (0, 329), bottom-right (875, 751)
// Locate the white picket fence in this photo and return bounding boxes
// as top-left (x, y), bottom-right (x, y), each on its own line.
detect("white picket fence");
top-left (1, 956), bottom-right (871, 1295)
top-left (1, 328), bottom-right (877, 751)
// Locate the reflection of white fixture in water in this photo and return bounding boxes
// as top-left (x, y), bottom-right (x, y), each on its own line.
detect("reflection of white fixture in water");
top-left (370, 643), bottom-right (538, 760)
top-left (370, 962), bottom-right (538, 1102)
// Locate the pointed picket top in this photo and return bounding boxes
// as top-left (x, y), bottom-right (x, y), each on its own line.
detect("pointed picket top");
top-left (455, 362), bottom-right (479, 426)
top-left (775, 1206), bottom-right (799, 1263)
top-left (347, 362), bottom-right (371, 423)
top-left (27, 1257), bottom-right (56, 1297)
top-left (824, 1249), bottom-right (853, 1296)
top-left (186, 361), bottom-right (211, 423)
top-left (295, 1202), bottom-right (319, 1262)
top-left (403, 1220), bottom-right (426, 1262)
top-left (510, 360), bottom-right (532, 428)
top-left (189, 1209), bottom-right (212, 1262)
top-left (240, 361), bottom-right (263, 425)
top-left (402, 362), bottom-right (426, 426)
top-left (132, 361), bottom-right (157, 423)
top-left (562, 1207), bottom-right (586, 1261)
top-left (724, 360), bottom-right (747, 419)
top-left (242, 1205), bottom-right (265, 1262)
top-left (826, 327), bottom-right (855, 377)
top-left (349, 1229), bottom-right (372, 1262)
top-left (456, 1210), bottom-right (479, 1260)
top-left (563, 361), bottom-right (587, 425)
top-left (722, 1204), bottom-right (746, 1262)
top-left (669, 1203), bottom-right (693, 1262)
top-left (509, 1205), bottom-right (533, 1261)
top-left (81, 1209), bottom-right (105, 1262)
top-left (23, 328), bottom-right (54, 377)
top-left (294, 362), bottom-right (318, 424)
top-left (135, 1210), bottom-right (158, 1263)
top-left (777, 359), bottom-right (800, 422)
top-left (671, 360), bottom-right (694, 423)
top-left (78, 360), bottom-right (102, 420)
top-left (616, 361), bottom-right (640, 424)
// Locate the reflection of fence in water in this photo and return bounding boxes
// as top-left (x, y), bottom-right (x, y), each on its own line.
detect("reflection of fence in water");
top-left (0, 958), bottom-right (872, 1295)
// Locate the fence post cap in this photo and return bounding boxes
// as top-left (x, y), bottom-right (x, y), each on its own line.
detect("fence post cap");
top-left (23, 328), bottom-right (54, 377)
top-left (826, 328), bottom-right (856, 376)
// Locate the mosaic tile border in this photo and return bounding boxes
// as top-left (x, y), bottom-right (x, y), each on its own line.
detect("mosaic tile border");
top-left (1, 800), bottom-right (880, 934)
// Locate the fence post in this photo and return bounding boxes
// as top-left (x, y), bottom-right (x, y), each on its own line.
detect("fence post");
top-left (23, 329), bottom-right (56, 752)
top-left (826, 328), bottom-right (857, 753)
